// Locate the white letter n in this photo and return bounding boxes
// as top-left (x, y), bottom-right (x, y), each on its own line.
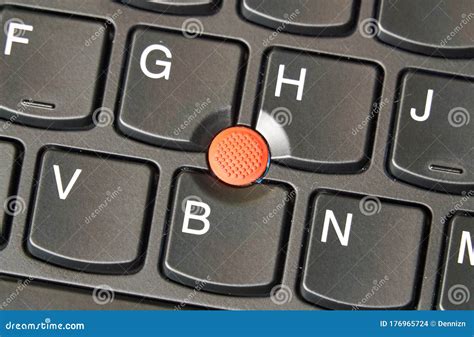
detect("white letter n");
top-left (458, 231), bottom-right (474, 265)
top-left (320, 209), bottom-right (353, 247)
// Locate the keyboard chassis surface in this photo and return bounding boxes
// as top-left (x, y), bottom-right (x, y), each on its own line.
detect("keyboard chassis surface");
top-left (0, 0), bottom-right (473, 310)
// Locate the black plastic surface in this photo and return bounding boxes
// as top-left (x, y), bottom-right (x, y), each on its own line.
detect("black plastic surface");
top-left (0, 0), bottom-right (472, 310)
top-left (118, 26), bottom-right (246, 151)
top-left (0, 140), bottom-right (21, 246)
top-left (27, 147), bottom-right (157, 274)
top-left (255, 47), bottom-right (381, 173)
top-left (438, 213), bottom-right (473, 310)
top-left (0, 6), bottom-right (111, 129)
top-left (241, 0), bottom-right (358, 36)
top-left (163, 170), bottom-right (293, 296)
top-left (378, 0), bottom-right (474, 58)
top-left (301, 191), bottom-right (428, 309)
top-left (389, 70), bottom-right (474, 194)
top-left (122, 0), bottom-right (221, 16)
top-left (0, 275), bottom-right (194, 309)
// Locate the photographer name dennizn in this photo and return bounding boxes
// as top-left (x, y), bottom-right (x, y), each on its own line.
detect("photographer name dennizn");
top-left (437, 320), bottom-right (466, 328)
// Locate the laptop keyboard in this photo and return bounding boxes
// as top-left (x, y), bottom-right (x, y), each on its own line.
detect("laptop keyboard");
top-left (390, 69), bottom-right (474, 194)
top-left (377, 0), bottom-right (474, 58)
top-left (0, 0), bottom-right (472, 310)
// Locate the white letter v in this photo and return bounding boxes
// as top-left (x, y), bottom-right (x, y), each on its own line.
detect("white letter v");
top-left (53, 165), bottom-right (82, 200)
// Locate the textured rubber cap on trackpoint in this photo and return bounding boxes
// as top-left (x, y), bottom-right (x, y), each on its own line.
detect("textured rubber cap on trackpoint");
top-left (208, 126), bottom-right (270, 187)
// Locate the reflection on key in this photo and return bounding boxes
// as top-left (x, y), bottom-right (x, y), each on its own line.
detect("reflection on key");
top-left (256, 48), bottom-right (381, 174)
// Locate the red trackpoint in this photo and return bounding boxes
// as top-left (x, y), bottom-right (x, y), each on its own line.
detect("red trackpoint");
top-left (208, 126), bottom-right (270, 187)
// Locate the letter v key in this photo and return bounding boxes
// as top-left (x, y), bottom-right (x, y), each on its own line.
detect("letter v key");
top-left (53, 165), bottom-right (82, 200)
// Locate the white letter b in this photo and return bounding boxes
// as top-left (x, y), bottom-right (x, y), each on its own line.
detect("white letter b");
top-left (182, 200), bottom-right (211, 235)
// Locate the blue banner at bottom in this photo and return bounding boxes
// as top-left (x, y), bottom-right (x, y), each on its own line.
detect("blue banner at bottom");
top-left (0, 311), bottom-right (472, 336)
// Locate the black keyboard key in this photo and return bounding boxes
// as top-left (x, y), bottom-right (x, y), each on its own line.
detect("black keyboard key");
top-left (123, 0), bottom-right (221, 15)
top-left (163, 170), bottom-right (293, 296)
top-left (118, 28), bottom-right (246, 151)
top-left (389, 70), bottom-right (474, 194)
top-left (0, 139), bottom-right (21, 246)
top-left (0, 7), bottom-right (111, 129)
top-left (439, 213), bottom-right (473, 310)
top-left (242, 0), bottom-right (357, 36)
top-left (255, 48), bottom-right (381, 173)
top-left (27, 148), bottom-right (157, 274)
top-left (377, 0), bottom-right (474, 58)
top-left (301, 192), bottom-right (428, 309)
